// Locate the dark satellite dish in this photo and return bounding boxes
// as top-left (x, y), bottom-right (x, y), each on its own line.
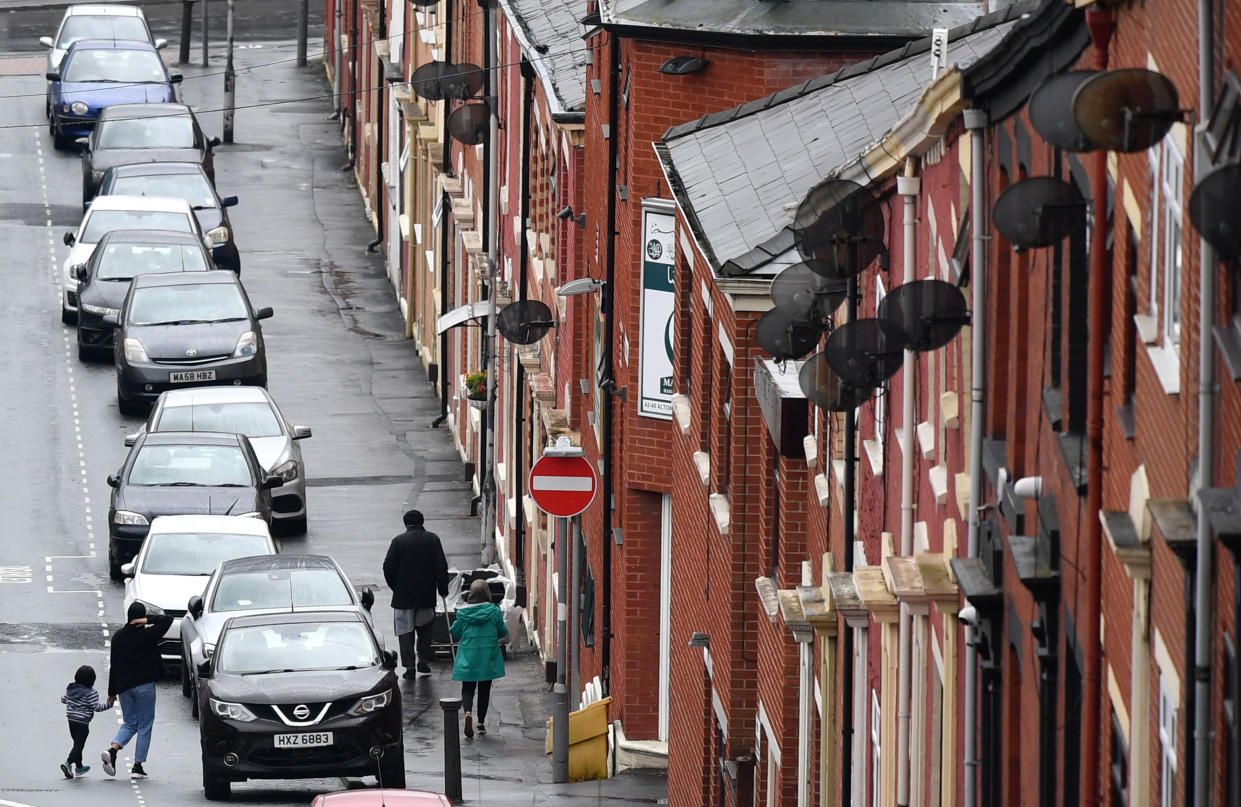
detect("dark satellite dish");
top-left (878, 279), bottom-right (970, 352)
top-left (992, 177), bottom-right (1084, 249)
top-left (1189, 162), bottom-right (1241, 260)
top-left (1072, 68), bottom-right (1182, 153)
top-left (770, 263), bottom-right (846, 322)
top-left (1028, 70), bottom-right (1100, 152)
top-left (441, 63), bottom-right (484, 101)
top-left (496, 300), bottom-right (555, 345)
top-left (756, 309), bottom-right (821, 361)
top-left (411, 61), bottom-right (454, 101)
top-left (799, 352), bottom-right (873, 412)
top-left (409, 0), bottom-right (440, 6)
top-left (824, 318), bottom-right (907, 389)
top-left (447, 102), bottom-right (490, 145)
top-left (792, 179), bottom-right (885, 279)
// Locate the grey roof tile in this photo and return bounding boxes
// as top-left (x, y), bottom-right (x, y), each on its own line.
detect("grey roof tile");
top-left (499, 0), bottom-right (589, 113)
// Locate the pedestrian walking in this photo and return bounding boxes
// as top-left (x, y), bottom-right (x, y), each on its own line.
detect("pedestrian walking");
top-left (59, 665), bottom-right (112, 779)
top-left (101, 602), bottom-right (172, 780)
top-left (451, 579), bottom-right (507, 738)
top-left (383, 509), bottom-right (449, 678)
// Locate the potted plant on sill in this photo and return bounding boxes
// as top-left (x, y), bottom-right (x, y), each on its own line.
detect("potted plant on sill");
top-left (465, 370), bottom-right (487, 409)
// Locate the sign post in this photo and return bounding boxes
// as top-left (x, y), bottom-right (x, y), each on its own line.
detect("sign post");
top-left (529, 437), bottom-right (598, 783)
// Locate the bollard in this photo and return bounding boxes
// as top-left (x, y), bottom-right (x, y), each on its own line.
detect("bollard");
top-left (178, 0), bottom-right (194, 65)
top-left (296, 0), bottom-right (308, 66)
top-left (440, 697), bottom-right (463, 802)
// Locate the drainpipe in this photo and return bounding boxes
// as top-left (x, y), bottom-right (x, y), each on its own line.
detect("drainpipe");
top-left (431, 3), bottom-right (453, 429)
top-left (514, 58), bottom-right (534, 579)
top-left (1080, 11), bottom-right (1115, 807)
top-left (480, 0), bottom-right (499, 564)
top-left (842, 254), bottom-right (860, 806)
top-left (896, 161), bottom-right (919, 807)
top-left (1192, 0), bottom-right (1217, 800)
top-left (332, 0), bottom-right (342, 115)
top-left (600, 29), bottom-right (620, 696)
top-left (961, 105), bottom-right (987, 807)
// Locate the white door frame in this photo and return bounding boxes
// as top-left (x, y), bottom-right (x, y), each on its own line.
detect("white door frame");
top-left (658, 493), bottom-right (671, 741)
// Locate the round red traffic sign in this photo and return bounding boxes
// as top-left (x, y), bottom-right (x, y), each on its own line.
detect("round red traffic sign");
top-left (528, 454), bottom-right (598, 518)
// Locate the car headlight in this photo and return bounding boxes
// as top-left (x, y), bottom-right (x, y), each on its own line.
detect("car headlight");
top-left (123, 338), bottom-right (149, 364)
top-left (349, 689), bottom-right (392, 716)
top-left (272, 459), bottom-right (299, 481)
top-left (236, 511), bottom-right (263, 519)
top-left (81, 303), bottom-right (118, 318)
top-left (112, 510), bottom-right (149, 527)
top-left (70, 101), bottom-right (88, 115)
top-left (208, 699), bottom-right (257, 723)
top-left (233, 331), bottom-right (258, 358)
top-left (205, 226), bottom-right (230, 246)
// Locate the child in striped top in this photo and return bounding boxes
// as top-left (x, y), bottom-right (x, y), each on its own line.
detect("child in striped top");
top-left (59, 665), bottom-right (112, 779)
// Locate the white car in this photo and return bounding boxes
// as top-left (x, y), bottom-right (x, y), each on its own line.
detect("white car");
top-left (128, 387), bottom-right (312, 532)
top-left (121, 515), bottom-right (277, 663)
top-left (62, 195), bottom-right (205, 324)
top-left (39, 5), bottom-right (165, 117)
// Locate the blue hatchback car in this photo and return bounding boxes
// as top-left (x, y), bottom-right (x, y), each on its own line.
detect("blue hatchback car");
top-left (47, 39), bottom-right (181, 149)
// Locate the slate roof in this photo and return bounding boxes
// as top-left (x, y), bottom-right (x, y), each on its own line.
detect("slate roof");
top-left (655, 2), bottom-right (1039, 275)
top-left (602, 0), bottom-right (985, 38)
top-left (500, 0), bottom-right (589, 116)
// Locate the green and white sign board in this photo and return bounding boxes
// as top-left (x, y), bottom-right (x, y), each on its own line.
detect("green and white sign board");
top-left (639, 200), bottom-right (676, 420)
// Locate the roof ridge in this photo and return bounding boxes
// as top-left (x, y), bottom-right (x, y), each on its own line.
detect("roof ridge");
top-left (661, 0), bottom-right (1045, 143)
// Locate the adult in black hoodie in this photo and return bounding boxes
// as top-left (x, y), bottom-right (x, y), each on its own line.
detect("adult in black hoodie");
top-left (101, 601), bottom-right (173, 780)
top-left (382, 509), bottom-right (449, 677)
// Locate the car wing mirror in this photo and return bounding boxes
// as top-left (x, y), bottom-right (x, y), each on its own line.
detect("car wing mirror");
top-left (63, 232), bottom-right (75, 246)
top-left (40, 36), bottom-right (54, 48)
top-left (291, 425), bottom-right (312, 440)
top-left (74, 137), bottom-right (87, 147)
top-left (120, 562), bottom-right (135, 577)
top-left (208, 136), bottom-right (222, 148)
top-left (221, 195), bottom-right (238, 208)
top-left (360, 587), bottom-right (375, 612)
top-left (255, 306), bottom-right (274, 320)
top-left (188, 595), bottom-right (204, 620)
top-left (123, 433), bottom-right (137, 447)
top-left (262, 475), bottom-right (284, 490)
top-left (170, 74), bottom-right (183, 84)
top-left (106, 473), bottom-right (119, 488)
top-left (45, 70), bottom-right (60, 81)
top-left (154, 38), bottom-right (168, 50)
top-left (102, 313), bottom-right (118, 327)
top-left (382, 650), bottom-right (397, 670)
top-left (197, 660), bottom-right (212, 680)
top-left (74, 264), bottom-right (88, 281)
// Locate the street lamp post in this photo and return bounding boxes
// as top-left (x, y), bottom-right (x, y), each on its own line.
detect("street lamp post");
top-left (223, 0), bottom-right (235, 143)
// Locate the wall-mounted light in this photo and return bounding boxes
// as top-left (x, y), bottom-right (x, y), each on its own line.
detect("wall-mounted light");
top-left (557, 205), bottom-right (587, 227)
top-left (557, 277), bottom-right (605, 296)
top-left (659, 56), bottom-right (710, 76)
top-left (688, 631), bottom-right (710, 648)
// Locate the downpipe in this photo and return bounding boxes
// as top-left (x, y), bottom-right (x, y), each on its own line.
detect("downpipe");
top-left (480, 0), bottom-right (500, 565)
top-left (431, 7), bottom-right (454, 429)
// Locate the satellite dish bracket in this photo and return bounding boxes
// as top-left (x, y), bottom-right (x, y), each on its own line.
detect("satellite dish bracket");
top-left (1122, 106), bottom-right (1190, 150)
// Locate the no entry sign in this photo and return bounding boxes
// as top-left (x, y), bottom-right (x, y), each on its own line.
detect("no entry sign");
top-left (528, 453), bottom-right (599, 518)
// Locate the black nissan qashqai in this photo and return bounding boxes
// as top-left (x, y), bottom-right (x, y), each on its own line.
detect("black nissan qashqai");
top-left (197, 609), bottom-right (403, 801)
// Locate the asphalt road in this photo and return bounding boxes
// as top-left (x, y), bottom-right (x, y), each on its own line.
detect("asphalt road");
top-left (0, 15), bottom-right (497, 807)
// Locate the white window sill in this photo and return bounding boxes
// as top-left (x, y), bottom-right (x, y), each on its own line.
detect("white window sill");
top-left (803, 434), bottom-right (818, 469)
top-left (814, 474), bottom-right (830, 507)
top-left (671, 393), bottom-right (692, 434)
top-left (863, 438), bottom-right (884, 478)
top-left (708, 493), bottom-right (730, 535)
top-left (693, 451), bottom-right (710, 486)
top-left (1134, 313), bottom-right (1158, 345)
top-left (1143, 342), bottom-right (1181, 395)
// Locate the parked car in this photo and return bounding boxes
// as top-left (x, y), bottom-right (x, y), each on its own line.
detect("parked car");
top-left (106, 430), bottom-right (281, 579)
top-left (120, 514), bottom-right (278, 662)
top-left (197, 610), bottom-right (402, 800)
top-left (98, 162), bottom-right (239, 272)
top-left (180, 554), bottom-right (376, 720)
top-left (62, 194), bottom-right (205, 324)
top-left (127, 387), bottom-right (311, 531)
top-left (81, 104), bottom-right (218, 207)
top-left (47, 40), bottom-right (181, 149)
top-left (311, 790), bottom-right (452, 807)
top-left (40, 4), bottom-right (165, 117)
top-left (111, 270), bottom-right (272, 413)
top-left (75, 229), bottom-right (213, 360)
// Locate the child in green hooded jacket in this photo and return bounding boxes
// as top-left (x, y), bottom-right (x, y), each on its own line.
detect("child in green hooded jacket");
top-left (450, 579), bottom-right (508, 738)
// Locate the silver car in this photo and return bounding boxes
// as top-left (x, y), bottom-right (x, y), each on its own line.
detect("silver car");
top-left (179, 554), bottom-right (375, 719)
top-left (127, 386), bottom-right (311, 532)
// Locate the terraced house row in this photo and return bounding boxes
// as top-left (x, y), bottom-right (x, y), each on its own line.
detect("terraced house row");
top-left (323, 0), bottom-right (1241, 804)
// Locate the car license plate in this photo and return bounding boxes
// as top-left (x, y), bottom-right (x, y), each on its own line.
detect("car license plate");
top-left (170, 370), bottom-right (216, 383)
top-left (274, 732), bottom-right (333, 749)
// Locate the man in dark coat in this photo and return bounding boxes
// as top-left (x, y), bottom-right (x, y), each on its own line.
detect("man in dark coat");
top-left (383, 509), bottom-right (450, 677)
top-left (101, 601), bottom-right (173, 779)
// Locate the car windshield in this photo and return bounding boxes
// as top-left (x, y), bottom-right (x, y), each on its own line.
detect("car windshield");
top-left (127, 283), bottom-right (248, 326)
top-left (140, 532), bottom-right (270, 576)
top-left (96, 243), bottom-right (208, 280)
top-left (81, 210), bottom-right (193, 243)
top-left (217, 622), bottom-right (377, 674)
top-left (155, 402), bottom-right (282, 438)
top-left (97, 117), bottom-right (195, 150)
top-left (57, 16), bottom-right (149, 49)
top-left (127, 443), bottom-right (253, 487)
top-left (211, 568), bottom-right (354, 613)
top-left (109, 174), bottom-right (214, 207)
top-left (61, 48), bottom-right (165, 83)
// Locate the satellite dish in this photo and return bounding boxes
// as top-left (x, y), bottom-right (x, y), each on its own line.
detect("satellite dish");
top-left (991, 177), bottom-right (1084, 249)
top-left (496, 300), bottom-right (555, 345)
top-left (799, 352), bottom-right (873, 412)
top-left (1189, 162), bottom-right (1241, 260)
top-left (1028, 70), bottom-right (1100, 152)
top-left (756, 309), bottom-right (822, 361)
top-left (792, 179), bottom-right (885, 279)
top-left (447, 102), bottom-right (490, 145)
top-left (1072, 68), bottom-right (1182, 153)
top-left (411, 61), bottom-right (454, 101)
top-left (441, 63), bottom-right (484, 101)
top-left (824, 318), bottom-right (907, 389)
top-left (770, 263), bottom-right (846, 322)
top-left (878, 279), bottom-right (970, 352)
top-left (409, 0), bottom-right (440, 6)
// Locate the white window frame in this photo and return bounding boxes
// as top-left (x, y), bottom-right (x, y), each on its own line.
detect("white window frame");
top-left (1159, 676), bottom-right (1178, 807)
top-left (1159, 140), bottom-right (1183, 352)
top-left (872, 691), bottom-right (882, 807)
